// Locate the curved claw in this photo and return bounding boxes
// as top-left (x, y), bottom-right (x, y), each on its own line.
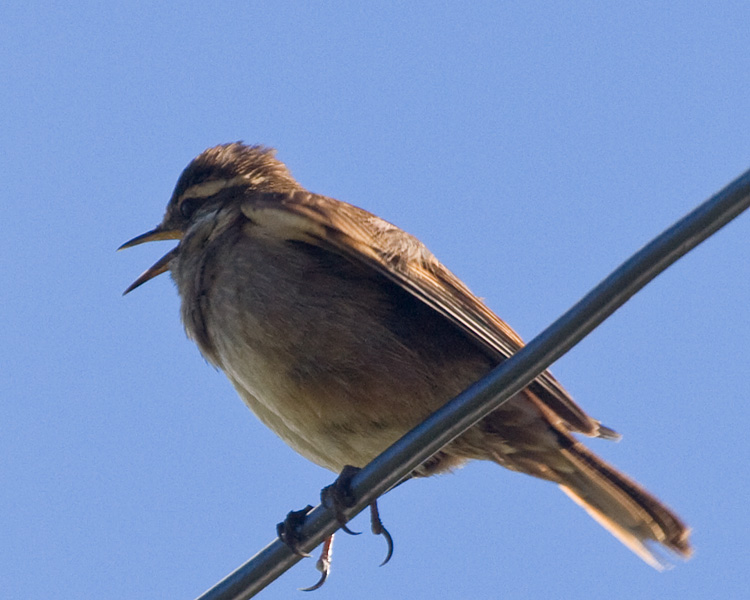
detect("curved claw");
top-left (340, 523), bottom-right (361, 536)
top-left (369, 501), bottom-right (394, 566)
top-left (299, 569), bottom-right (328, 592)
top-left (377, 523), bottom-right (394, 566)
top-left (299, 534), bottom-right (334, 592)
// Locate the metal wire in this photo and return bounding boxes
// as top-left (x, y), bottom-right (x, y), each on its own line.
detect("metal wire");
top-left (195, 167), bottom-right (750, 600)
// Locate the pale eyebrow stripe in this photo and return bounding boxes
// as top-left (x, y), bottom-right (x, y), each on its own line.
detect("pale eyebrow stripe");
top-left (179, 176), bottom-right (248, 201)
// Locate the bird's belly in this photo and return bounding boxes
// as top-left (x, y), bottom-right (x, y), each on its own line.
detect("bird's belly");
top-left (221, 355), bottom-right (410, 472)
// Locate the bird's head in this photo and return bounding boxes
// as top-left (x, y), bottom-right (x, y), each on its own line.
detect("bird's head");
top-left (119, 142), bottom-right (301, 293)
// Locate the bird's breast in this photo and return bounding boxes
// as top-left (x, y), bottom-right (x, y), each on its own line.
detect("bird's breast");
top-left (173, 225), bottom-right (493, 471)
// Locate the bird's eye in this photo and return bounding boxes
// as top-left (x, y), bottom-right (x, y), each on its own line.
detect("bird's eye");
top-left (179, 198), bottom-right (201, 219)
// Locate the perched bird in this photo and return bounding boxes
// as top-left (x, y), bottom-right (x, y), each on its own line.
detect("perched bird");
top-left (121, 142), bottom-right (691, 585)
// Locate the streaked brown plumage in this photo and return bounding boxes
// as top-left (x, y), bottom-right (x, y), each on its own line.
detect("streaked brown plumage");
top-left (122, 142), bottom-right (691, 573)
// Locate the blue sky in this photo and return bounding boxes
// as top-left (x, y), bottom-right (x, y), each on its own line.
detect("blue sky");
top-left (2, 3), bottom-right (749, 599)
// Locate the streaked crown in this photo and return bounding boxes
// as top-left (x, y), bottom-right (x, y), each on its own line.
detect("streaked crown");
top-left (164, 143), bottom-right (303, 227)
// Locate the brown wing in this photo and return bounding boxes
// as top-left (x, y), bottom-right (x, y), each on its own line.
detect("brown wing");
top-left (240, 191), bottom-right (614, 438)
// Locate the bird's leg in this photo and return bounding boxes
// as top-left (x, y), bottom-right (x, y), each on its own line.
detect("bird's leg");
top-left (276, 505), bottom-right (315, 557)
top-left (277, 506), bottom-right (337, 591)
top-left (369, 501), bottom-right (394, 566)
top-left (321, 466), bottom-right (395, 565)
top-left (299, 534), bottom-right (334, 592)
top-left (320, 465), bottom-right (362, 536)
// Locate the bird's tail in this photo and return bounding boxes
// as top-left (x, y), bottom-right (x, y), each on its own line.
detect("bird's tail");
top-left (551, 439), bottom-right (692, 569)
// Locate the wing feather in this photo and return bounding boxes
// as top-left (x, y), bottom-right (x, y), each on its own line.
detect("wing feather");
top-left (241, 191), bottom-right (612, 437)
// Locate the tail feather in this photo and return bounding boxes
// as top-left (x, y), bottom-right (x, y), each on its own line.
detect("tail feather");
top-left (560, 487), bottom-right (671, 570)
top-left (474, 391), bottom-right (690, 566)
top-left (556, 441), bottom-right (692, 568)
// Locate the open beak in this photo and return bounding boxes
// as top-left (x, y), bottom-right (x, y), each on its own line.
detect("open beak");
top-left (119, 227), bottom-right (182, 295)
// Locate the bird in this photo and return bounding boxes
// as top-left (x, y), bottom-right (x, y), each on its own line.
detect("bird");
top-left (121, 142), bottom-right (691, 586)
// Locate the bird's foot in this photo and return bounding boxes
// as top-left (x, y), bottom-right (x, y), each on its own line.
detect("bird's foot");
top-left (277, 505), bottom-right (336, 591)
top-left (277, 505), bottom-right (314, 557)
top-left (320, 465), bottom-right (362, 535)
top-left (282, 466), bottom-right (395, 590)
top-left (321, 465), bottom-right (394, 565)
